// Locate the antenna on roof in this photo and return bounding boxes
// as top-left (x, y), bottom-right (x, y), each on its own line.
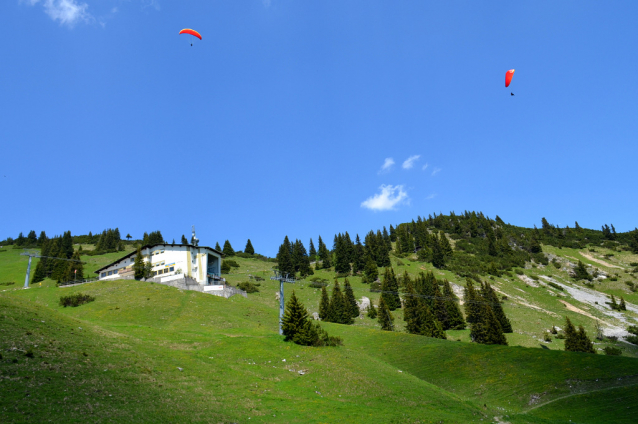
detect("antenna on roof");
top-left (191, 225), bottom-right (199, 246)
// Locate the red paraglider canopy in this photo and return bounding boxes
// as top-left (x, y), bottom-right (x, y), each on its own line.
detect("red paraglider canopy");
top-left (179, 29), bottom-right (202, 40)
top-left (505, 69), bottom-right (515, 87)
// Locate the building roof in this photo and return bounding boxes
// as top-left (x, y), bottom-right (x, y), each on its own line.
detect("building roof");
top-left (94, 243), bottom-right (224, 274)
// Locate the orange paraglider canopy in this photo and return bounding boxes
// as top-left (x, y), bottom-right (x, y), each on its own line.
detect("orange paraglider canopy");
top-left (179, 29), bottom-right (202, 40)
top-left (505, 69), bottom-right (515, 87)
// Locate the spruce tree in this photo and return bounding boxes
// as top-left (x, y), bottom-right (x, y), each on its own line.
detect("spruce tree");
top-left (276, 237), bottom-right (295, 277)
top-left (362, 256), bottom-right (378, 284)
top-left (281, 290), bottom-right (310, 341)
top-left (319, 286), bottom-right (330, 320)
top-left (442, 279), bottom-right (466, 330)
top-left (244, 239), bottom-right (255, 255)
top-left (482, 305), bottom-right (508, 345)
top-left (389, 224), bottom-right (397, 242)
top-left (222, 240), bottom-right (235, 256)
top-left (26, 230), bottom-right (37, 246)
top-left (215, 241), bottom-right (221, 250)
top-left (564, 317), bottom-right (595, 353)
top-left (367, 302), bottom-right (378, 319)
top-left (61, 231), bottom-right (73, 259)
top-left (481, 282), bottom-right (512, 333)
top-left (334, 235), bottom-right (351, 275)
top-left (38, 231), bottom-right (48, 246)
top-left (63, 251), bottom-right (84, 282)
top-left (309, 238), bottom-right (317, 261)
top-left (431, 235), bottom-right (445, 269)
top-left (433, 283), bottom-right (449, 329)
top-left (376, 230), bottom-right (391, 267)
top-left (181, 235), bottom-right (188, 244)
top-left (352, 235), bottom-right (366, 274)
top-left (414, 302), bottom-right (446, 339)
top-left (439, 230), bottom-right (453, 257)
top-left (403, 278), bottom-right (420, 330)
top-left (326, 280), bottom-right (351, 324)
top-left (343, 278), bottom-right (360, 318)
top-left (573, 260), bottom-right (591, 281)
top-left (380, 267), bottom-right (400, 310)
top-left (133, 247), bottom-right (145, 280)
top-left (377, 297), bottom-right (394, 331)
top-left (318, 236), bottom-right (332, 268)
top-left (620, 297), bottom-right (627, 311)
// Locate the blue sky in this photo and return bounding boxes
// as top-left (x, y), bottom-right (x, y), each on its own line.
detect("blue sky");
top-left (2, 1), bottom-right (637, 256)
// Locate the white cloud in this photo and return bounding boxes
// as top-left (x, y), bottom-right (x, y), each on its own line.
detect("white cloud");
top-left (378, 157), bottom-right (395, 174)
top-left (426, 193), bottom-right (437, 200)
top-left (361, 185), bottom-right (409, 211)
top-left (431, 167), bottom-right (441, 176)
top-left (422, 163), bottom-right (429, 171)
top-left (402, 155), bottom-right (420, 170)
top-left (22, 0), bottom-right (93, 27)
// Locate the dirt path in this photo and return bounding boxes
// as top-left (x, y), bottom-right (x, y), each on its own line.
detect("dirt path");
top-left (579, 252), bottom-right (623, 269)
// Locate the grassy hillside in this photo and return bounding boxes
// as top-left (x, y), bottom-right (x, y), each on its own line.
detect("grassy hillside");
top-left (2, 269), bottom-right (638, 423)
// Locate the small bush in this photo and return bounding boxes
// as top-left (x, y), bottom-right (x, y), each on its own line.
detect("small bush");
top-left (550, 326), bottom-right (558, 334)
top-left (627, 335), bottom-right (638, 345)
top-left (530, 275), bottom-right (539, 281)
top-left (629, 262), bottom-right (638, 267)
top-left (309, 278), bottom-right (328, 289)
top-left (59, 293), bottom-right (95, 308)
top-left (627, 325), bottom-right (638, 336)
top-left (626, 281), bottom-right (637, 292)
top-left (603, 346), bottom-right (622, 356)
top-left (547, 282), bottom-right (564, 291)
top-left (552, 260), bottom-right (561, 269)
top-left (12, 358), bottom-right (18, 364)
top-left (220, 261), bottom-right (231, 274)
top-left (543, 333), bottom-right (552, 342)
top-left (0, 282), bottom-right (15, 286)
top-left (25, 349), bottom-right (35, 358)
top-left (395, 259), bottom-right (405, 266)
top-left (224, 259), bottom-right (240, 268)
top-left (237, 281), bottom-right (260, 293)
top-left (515, 269), bottom-right (524, 275)
top-left (609, 277), bottom-right (618, 281)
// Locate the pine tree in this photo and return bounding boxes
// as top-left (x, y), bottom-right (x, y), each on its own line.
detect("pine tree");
top-left (367, 302), bottom-right (378, 319)
top-left (276, 237), bottom-right (295, 277)
top-left (380, 267), bottom-right (400, 310)
top-left (564, 317), bottom-right (595, 353)
top-left (431, 235), bottom-right (445, 269)
top-left (433, 283), bottom-right (449, 329)
top-left (63, 251), bottom-right (84, 283)
top-left (442, 279), bottom-right (466, 330)
top-left (318, 236), bottom-right (332, 268)
top-left (61, 231), bottom-right (73, 259)
top-left (573, 260), bottom-right (591, 281)
top-left (133, 247), bottom-right (146, 280)
top-left (244, 239), bottom-right (255, 255)
top-left (309, 238), bottom-right (317, 261)
top-left (343, 278), bottom-right (360, 318)
top-left (610, 295), bottom-right (619, 311)
top-left (222, 240), bottom-right (235, 256)
top-left (530, 236), bottom-right (542, 254)
top-left (319, 286), bottom-right (330, 320)
top-left (15, 232), bottom-right (25, 246)
top-left (181, 235), bottom-right (188, 244)
top-left (32, 239), bottom-right (50, 283)
top-left (325, 280), bottom-right (351, 324)
top-left (334, 234), bottom-right (351, 275)
top-left (281, 290), bottom-right (310, 341)
top-left (377, 297), bottom-right (394, 331)
top-left (481, 305), bottom-right (508, 345)
top-left (414, 301), bottom-right (446, 339)
top-left (126, 233), bottom-right (132, 240)
top-left (362, 256), bottom-right (378, 284)
top-left (293, 239), bottom-right (312, 277)
top-left (352, 235), bottom-right (366, 274)
top-left (376, 230), bottom-right (391, 267)
top-left (26, 230), bottom-right (37, 246)
top-left (439, 230), bottom-right (453, 257)
top-left (215, 241), bottom-right (221, 251)
top-left (620, 297), bottom-right (627, 311)
top-left (481, 282), bottom-right (512, 333)
top-left (630, 229), bottom-right (638, 254)
top-left (142, 232), bottom-right (150, 245)
top-left (37, 231), bottom-right (48, 246)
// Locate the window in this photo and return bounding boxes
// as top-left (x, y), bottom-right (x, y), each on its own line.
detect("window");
top-left (114, 269), bottom-right (119, 274)
top-left (152, 271), bottom-right (157, 276)
top-left (101, 272), bottom-right (106, 278)
top-left (169, 267), bottom-right (174, 272)
top-left (107, 271), bottom-right (112, 276)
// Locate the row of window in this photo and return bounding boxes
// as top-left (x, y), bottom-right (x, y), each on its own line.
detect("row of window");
top-left (152, 250), bottom-right (165, 256)
top-left (101, 269), bottom-right (119, 278)
top-left (152, 267), bottom-right (175, 276)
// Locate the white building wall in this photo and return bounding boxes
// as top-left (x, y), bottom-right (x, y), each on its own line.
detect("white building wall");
top-left (97, 245), bottom-right (222, 285)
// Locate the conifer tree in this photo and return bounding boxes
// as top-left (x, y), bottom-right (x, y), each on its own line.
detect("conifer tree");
top-left (293, 239), bottom-right (312, 277)
top-left (61, 231), bottom-right (74, 259)
top-left (282, 290), bottom-right (310, 341)
top-left (276, 237), bottom-right (295, 277)
top-left (376, 230), bottom-right (391, 267)
top-left (142, 232), bottom-right (150, 245)
top-left (403, 277), bottom-right (420, 328)
top-left (15, 232), bottom-right (25, 246)
top-left (620, 297), bottom-right (627, 311)
top-left (414, 301), bottom-right (446, 339)
top-left (318, 236), bottom-right (332, 268)
top-left (26, 230), bottom-right (37, 246)
top-left (573, 260), bottom-right (591, 281)
top-left (38, 231), bottom-right (48, 246)
top-left (133, 247), bottom-right (146, 280)
top-left (362, 256), bottom-right (378, 284)
top-left (319, 285), bottom-right (330, 320)
top-left (481, 305), bottom-right (508, 345)
top-left (431, 235), bottom-right (445, 269)
top-left (215, 241), bottom-right (221, 250)
top-left (63, 251), bottom-right (84, 283)
top-left (334, 234), bottom-right (351, 275)
top-left (564, 317), bottom-right (595, 353)
top-left (32, 239), bottom-right (50, 283)
top-left (244, 239), bottom-right (255, 255)
top-left (309, 238), bottom-right (317, 261)
top-left (481, 282), bottom-right (512, 333)
top-left (325, 280), bottom-right (351, 324)
top-left (352, 235), bottom-right (366, 274)
top-left (126, 233), bottom-right (132, 240)
top-left (380, 267), bottom-right (400, 310)
top-left (630, 229), bottom-right (638, 254)
top-left (367, 302), bottom-right (378, 318)
top-left (181, 235), bottom-right (188, 244)
top-left (530, 236), bottom-right (542, 254)
top-left (377, 297), bottom-right (394, 331)
top-left (389, 224), bottom-right (397, 242)
top-left (610, 295), bottom-right (619, 311)
top-left (442, 279), bottom-right (466, 330)
top-left (343, 278), bottom-right (360, 318)
top-left (433, 283), bottom-right (448, 329)
top-left (222, 240), bottom-right (235, 256)
top-left (439, 230), bottom-right (453, 257)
